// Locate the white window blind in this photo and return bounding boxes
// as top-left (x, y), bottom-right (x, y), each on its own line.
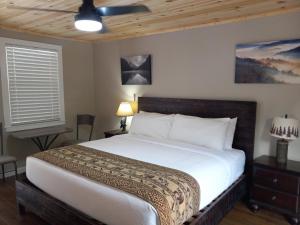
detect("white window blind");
top-left (0, 38), bottom-right (65, 131)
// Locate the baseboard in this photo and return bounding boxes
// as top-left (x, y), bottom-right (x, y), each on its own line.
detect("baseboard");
top-left (2, 166), bottom-right (26, 178)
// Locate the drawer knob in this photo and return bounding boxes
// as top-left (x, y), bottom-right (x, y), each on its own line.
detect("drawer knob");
top-left (272, 178), bottom-right (278, 183)
top-left (271, 196), bottom-right (277, 201)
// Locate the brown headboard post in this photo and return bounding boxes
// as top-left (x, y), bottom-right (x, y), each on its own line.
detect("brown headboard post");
top-left (138, 97), bottom-right (257, 177)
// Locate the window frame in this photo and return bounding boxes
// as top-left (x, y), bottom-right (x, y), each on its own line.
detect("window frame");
top-left (0, 38), bottom-right (65, 132)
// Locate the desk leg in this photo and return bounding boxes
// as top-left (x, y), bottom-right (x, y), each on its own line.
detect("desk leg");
top-left (1, 164), bottom-right (5, 181)
top-left (31, 134), bottom-right (60, 151)
top-left (45, 134), bottom-right (59, 150)
top-left (43, 136), bottom-right (49, 150)
top-left (31, 138), bottom-right (44, 151)
top-left (36, 138), bottom-right (44, 151)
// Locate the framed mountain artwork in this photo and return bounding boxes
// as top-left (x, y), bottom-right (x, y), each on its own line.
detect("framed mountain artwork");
top-left (121, 54), bottom-right (151, 85)
top-left (235, 39), bottom-right (300, 84)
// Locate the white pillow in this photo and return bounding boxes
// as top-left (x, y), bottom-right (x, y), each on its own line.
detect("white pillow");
top-left (214, 117), bottom-right (237, 149)
top-left (168, 114), bottom-right (229, 151)
top-left (129, 112), bottom-right (174, 139)
top-left (225, 118), bottom-right (237, 149)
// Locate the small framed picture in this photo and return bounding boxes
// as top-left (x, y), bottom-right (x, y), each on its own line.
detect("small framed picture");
top-left (121, 54), bottom-right (151, 85)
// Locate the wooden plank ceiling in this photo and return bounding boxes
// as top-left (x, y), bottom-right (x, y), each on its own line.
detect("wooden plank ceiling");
top-left (0, 0), bottom-right (300, 42)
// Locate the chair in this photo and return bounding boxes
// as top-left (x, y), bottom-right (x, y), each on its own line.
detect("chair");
top-left (61, 114), bottom-right (95, 146)
top-left (0, 122), bottom-right (17, 181)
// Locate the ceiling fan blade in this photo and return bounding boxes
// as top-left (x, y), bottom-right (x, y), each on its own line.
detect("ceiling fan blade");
top-left (7, 5), bottom-right (76, 13)
top-left (96, 5), bottom-right (150, 17)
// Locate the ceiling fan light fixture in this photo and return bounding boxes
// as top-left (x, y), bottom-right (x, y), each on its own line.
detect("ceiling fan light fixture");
top-left (74, 13), bottom-right (102, 32)
top-left (75, 19), bottom-right (102, 32)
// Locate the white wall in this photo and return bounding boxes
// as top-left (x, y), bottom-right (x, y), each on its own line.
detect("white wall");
top-left (93, 12), bottom-right (300, 160)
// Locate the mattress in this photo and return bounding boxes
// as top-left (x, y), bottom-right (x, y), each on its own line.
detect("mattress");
top-left (26, 134), bottom-right (245, 225)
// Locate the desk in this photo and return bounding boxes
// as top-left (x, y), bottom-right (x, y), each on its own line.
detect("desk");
top-left (11, 126), bottom-right (73, 151)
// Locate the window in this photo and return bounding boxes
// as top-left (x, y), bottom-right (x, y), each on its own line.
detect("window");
top-left (0, 38), bottom-right (65, 132)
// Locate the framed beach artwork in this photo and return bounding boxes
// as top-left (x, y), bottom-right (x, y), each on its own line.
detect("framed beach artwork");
top-left (121, 54), bottom-right (151, 85)
top-left (235, 39), bottom-right (300, 84)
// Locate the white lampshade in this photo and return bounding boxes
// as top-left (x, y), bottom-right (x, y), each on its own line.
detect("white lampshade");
top-left (116, 102), bottom-right (134, 117)
top-left (270, 116), bottom-right (299, 140)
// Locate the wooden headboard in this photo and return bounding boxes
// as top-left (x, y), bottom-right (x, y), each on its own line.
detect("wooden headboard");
top-left (138, 97), bottom-right (257, 175)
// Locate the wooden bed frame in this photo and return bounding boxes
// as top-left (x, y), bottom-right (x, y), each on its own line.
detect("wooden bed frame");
top-left (16, 97), bottom-right (257, 225)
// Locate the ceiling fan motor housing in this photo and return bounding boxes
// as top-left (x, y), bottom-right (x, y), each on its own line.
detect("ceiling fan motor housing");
top-left (75, 0), bottom-right (102, 22)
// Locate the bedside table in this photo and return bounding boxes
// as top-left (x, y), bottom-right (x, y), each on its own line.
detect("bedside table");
top-left (104, 129), bottom-right (128, 138)
top-left (250, 155), bottom-right (300, 225)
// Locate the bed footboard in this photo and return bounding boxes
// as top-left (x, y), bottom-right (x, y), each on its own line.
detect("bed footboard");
top-left (16, 174), bottom-right (104, 225)
top-left (16, 174), bottom-right (246, 225)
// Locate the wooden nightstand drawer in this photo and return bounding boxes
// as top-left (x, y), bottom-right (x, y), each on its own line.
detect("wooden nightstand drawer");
top-left (254, 167), bottom-right (299, 194)
top-left (252, 185), bottom-right (298, 213)
top-left (250, 156), bottom-right (300, 223)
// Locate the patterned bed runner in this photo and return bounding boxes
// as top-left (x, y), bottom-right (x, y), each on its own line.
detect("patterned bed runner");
top-left (33, 145), bottom-right (200, 225)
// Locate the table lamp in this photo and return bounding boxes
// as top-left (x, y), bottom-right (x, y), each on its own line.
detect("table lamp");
top-left (116, 102), bottom-right (134, 131)
top-left (270, 115), bottom-right (299, 164)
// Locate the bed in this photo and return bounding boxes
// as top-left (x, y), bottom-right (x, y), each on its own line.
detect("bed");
top-left (16, 97), bottom-right (257, 225)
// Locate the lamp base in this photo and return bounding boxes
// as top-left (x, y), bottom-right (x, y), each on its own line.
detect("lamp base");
top-left (120, 117), bottom-right (127, 132)
top-left (276, 139), bottom-right (288, 164)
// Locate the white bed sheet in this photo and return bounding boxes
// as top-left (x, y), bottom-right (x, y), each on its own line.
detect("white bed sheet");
top-left (26, 134), bottom-right (245, 225)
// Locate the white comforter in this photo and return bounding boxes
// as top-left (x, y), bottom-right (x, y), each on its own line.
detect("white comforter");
top-left (26, 134), bottom-right (245, 225)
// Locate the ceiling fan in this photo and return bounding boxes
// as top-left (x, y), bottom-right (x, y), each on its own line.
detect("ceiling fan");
top-left (8, 0), bottom-right (150, 33)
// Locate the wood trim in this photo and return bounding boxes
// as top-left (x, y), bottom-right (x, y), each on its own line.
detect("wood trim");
top-left (0, 24), bottom-right (89, 43)
top-left (94, 5), bottom-right (300, 42)
top-left (0, 0), bottom-right (299, 42)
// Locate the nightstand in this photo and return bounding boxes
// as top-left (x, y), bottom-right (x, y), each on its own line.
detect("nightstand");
top-left (250, 155), bottom-right (300, 225)
top-left (104, 129), bottom-right (128, 138)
